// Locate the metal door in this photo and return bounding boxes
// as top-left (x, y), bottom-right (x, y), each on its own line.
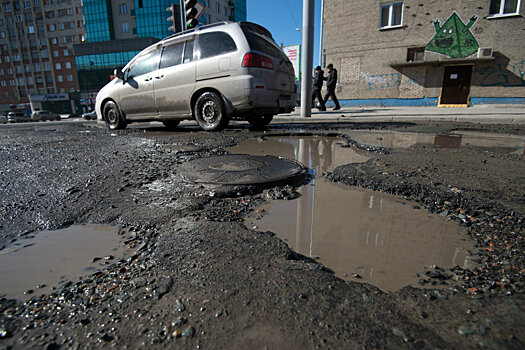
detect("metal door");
top-left (440, 65), bottom-right (472, 106)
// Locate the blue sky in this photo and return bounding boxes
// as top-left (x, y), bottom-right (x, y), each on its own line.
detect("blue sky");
top-left (247, 0), bottom-right (323, 67)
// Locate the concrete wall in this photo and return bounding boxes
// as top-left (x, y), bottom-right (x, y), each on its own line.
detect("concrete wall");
top-left (323, 0), bottom-right (525, 105)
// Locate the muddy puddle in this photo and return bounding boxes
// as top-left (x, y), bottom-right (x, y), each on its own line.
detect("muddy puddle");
top-left (344, 130), bottom-right (525, 154)
top-left (0, 225), bottom-right (130, 299)
top-left (230, 136), bottom-right (476, 291)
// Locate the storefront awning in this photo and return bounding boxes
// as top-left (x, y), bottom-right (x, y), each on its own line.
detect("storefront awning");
top-left (391, 57), bottom-right (494, 69)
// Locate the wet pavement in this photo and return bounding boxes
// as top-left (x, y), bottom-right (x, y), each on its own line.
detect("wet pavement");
top-left (0, 120), bottom-right (524, 349)
top-left (232, 137), bottom-right (476, 291)
top-left (0, 225), bottom-right (126, 299)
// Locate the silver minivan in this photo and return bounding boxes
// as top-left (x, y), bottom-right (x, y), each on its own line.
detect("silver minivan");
top-left (95, 22), bottom-right (297, 131)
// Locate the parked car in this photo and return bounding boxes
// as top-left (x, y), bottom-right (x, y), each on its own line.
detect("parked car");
top-left (0, 114), bottom-right (7, 124)
top-left (82, 111), bottom-right (97, 120)
top-left (7, 111), bottom-right (31, 123)
top-left (96, 21), bottom-right (297, 131)
top-left (31, 110), bottom-right (61, 121)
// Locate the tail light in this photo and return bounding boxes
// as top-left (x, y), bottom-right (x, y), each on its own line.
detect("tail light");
top-left (242, 53), bottom-right (274, 70)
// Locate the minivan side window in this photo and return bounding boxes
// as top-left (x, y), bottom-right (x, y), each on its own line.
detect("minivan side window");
top-left (196, 32), bottom-right (237, 60)
top-left (126, 49), bottom-right (160, 79)
top-left (184, 40), bottom-right (194, 63)
top-left (160, 42), bottom-right (184, 69)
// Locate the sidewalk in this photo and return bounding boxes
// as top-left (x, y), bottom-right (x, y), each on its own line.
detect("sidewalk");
top-left (274, 105), bottom-right (525, 125)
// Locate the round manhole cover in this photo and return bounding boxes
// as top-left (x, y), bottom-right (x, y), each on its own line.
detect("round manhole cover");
top-left (208, 158), bottom-right (266, 172)
top-left (178, 154), bottom-right (306, 186)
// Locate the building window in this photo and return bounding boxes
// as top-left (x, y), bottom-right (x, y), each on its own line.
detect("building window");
top-left (65, 61), bottom-right (71, 69)
top-left (63, 49), bottom-right (69, 56)
top-left (1, 81), bottom-right (5, 87)
top-left (407, 47), bottom-right (425, 62)
top-left (55, 63), bottom-right (61, 70)
top-left (57, 75), bottom-right (63, 82)
top-left (59, 23), bottom-right (65, 30)
top-left (54, 50), bottom-right (59, 57)
top-left (44, 62), bottom-right (51, 71)
top-left (489, 0), bottom-right (521, 16)
top-left (28, 26), bottom-right (35, 34)
top-left (217, 3), bottom-right (220, 13)
top-left (49, 24), bottom-right (55, 31)
top-left (24, 1), bottom-right (31, 8)
top-left (119, 3), bottom-right (128, 15)
top-left (51, 37), bottom-right (57, 44)
top-left (121, 21), bottom-right (129, 33)
top-left (67, 74), bottom-right (73, 81)
top-left (379, 2), bottom-right (403, 29)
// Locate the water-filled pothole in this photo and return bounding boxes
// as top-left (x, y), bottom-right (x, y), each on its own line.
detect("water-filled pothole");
top-left (344, 130), bottom-right (525, 154)
top-left (230, 136), bottom-right (476, 291)
top-left (0, 225), bottom-right (130, 299)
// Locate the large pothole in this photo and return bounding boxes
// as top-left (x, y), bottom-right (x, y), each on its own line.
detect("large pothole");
top-left (230, 136), bottom-right (477, 291)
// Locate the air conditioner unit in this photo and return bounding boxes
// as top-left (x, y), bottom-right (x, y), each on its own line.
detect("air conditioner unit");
top-left (477, 47), bottom-right (493, 58)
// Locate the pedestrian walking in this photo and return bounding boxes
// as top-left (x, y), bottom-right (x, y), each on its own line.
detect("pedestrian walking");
top-left (323, 63), bottom-right (340, 110)
top-left (312, 66), bottom-right (326, 111)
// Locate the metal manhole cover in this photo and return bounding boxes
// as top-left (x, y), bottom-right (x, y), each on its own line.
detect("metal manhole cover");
top-left (178, 154), bottom-right (306, 186)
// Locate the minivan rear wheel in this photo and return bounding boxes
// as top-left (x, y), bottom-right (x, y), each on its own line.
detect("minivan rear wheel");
top-left (104, 101), bottom-right (127, 130)
top-left (248, 115), bottom-right (273, 129)
top-left (194, 92), bottom-right (229, 131)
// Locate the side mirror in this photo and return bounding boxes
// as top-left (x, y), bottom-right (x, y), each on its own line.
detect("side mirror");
top-left (114, 69), bottom-right (124, 81)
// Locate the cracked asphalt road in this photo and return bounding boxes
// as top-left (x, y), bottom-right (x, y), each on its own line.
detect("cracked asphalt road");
top-left (0, 120), bottom-right (524, 349)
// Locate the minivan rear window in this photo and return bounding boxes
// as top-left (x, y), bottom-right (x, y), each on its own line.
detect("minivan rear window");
top-left (197, 32), bottom-right (237, 59)
top-left (241, 28), bottom-right (287, 61)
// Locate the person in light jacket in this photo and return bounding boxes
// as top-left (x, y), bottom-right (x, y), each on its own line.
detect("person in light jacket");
top-left (323, 63), bottom-right (340, 110)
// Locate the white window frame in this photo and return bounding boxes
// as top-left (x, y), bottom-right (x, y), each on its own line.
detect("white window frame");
top-left (379, 2), bottom-right (404, 30)
top-left (488, 0), bottom-right (522, 18)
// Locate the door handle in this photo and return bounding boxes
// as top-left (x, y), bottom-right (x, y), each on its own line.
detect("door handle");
top-left (155, 75), bottom-right (164, 79)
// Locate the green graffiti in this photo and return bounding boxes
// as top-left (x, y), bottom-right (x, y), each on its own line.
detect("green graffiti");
top-left (426, 12), bottom-right (479, 59)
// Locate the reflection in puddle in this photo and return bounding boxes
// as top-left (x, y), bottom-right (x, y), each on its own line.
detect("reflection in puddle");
top-left (345, 130), bottom-right (525, 154)
top-left (0, 225), bottom-right (125, 299)
top-left (231, 136), bottom-right (476, 291)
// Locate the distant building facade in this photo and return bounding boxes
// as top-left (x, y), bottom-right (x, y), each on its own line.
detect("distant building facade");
top-left (0, 0), bottom-right (86, 112)
top-left (322, 0), bottom-right (525, 106)
top-left (74, 0), bottom-right (247, 112)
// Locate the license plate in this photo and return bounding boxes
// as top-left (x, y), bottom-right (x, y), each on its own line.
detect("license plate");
top-left (279, 97), bottom-right (291, 107)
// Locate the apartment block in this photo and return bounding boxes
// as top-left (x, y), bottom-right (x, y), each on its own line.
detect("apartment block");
top-left (0, 0), bottom-right (86, 112)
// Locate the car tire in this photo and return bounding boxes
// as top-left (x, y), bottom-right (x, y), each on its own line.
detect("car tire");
top-left (248, 115), bottom-right (274, 129)
top-left (194, 92), bottom-right (229, 131)
top-left (162, 120), bottom-right (180, 129)
top-left (103, 101), bottom-right (127, 130)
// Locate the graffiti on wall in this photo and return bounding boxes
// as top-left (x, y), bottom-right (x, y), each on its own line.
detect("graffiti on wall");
top-left (361, 72), bottom-right (401, 90)
top-left (426, 12), bottom-right (479, 59)
top-left (474, 60), bottom-right (525, 87)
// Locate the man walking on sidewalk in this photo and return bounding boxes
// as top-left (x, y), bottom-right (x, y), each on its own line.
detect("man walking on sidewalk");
top-left (312, 66), bottom-right (326, 111)
top-left (324, 63), bottom-right (340, 110)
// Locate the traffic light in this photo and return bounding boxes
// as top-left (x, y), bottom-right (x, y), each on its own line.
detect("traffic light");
top-left (184, 0), bottom-right (199, 29)
top-left (166, 4), bottom-right (182, 33)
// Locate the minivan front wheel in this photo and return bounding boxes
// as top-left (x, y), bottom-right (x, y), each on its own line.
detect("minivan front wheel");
top-left (194, 92), bottom-right (229, 131)
top-left (104, 101), bottom-right (127, 130)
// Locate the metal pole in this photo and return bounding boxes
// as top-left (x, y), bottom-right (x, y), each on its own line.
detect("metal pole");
top-left (300, 0), bottom-right (314, 118)
top-left (319, 0), bottom-right (324, 67)
top-left (179, 0), bottom-right (186, 31)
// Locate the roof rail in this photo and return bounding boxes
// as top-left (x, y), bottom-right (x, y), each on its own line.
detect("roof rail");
top-left (164, 21), bottom-right (233, 41)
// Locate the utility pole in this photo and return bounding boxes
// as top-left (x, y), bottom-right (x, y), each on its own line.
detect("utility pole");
top-left (319, 0), bottom-right (324, 67)
top-left (300, 0), bottom-right (315, 118)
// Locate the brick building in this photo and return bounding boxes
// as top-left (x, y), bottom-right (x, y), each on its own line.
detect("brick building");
top-left (322, 0), bottom-right (525, 106)
top-left (0, 0), bottom-right (86, 112)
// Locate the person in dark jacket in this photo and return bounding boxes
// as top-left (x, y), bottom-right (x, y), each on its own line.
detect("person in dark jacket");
top-left (311, 66), bottom-right (326, 111)
top-left (323, 63), bottom-right (340, 110)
